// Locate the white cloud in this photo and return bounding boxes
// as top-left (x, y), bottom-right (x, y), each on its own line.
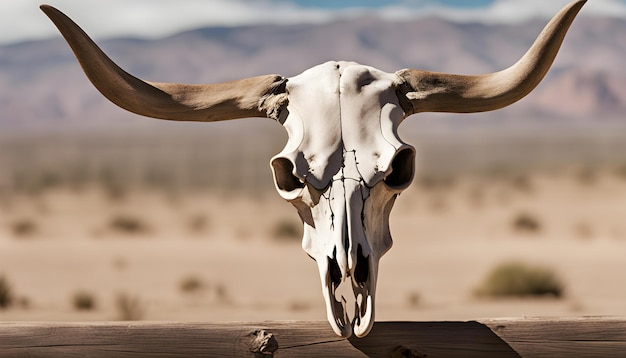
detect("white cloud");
top-left (377, 0), bottom-right (626, 24)
top-left (2, 0), bottom-right (625, 45)
top-left (456, 0), bottom-right (626, 24)
top-left (1, 0), bottom-right (335, 44)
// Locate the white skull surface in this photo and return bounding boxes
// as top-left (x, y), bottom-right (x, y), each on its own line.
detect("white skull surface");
top-left (271, 61), bottom-right (414, 336)
top-left (42, 0), bottom-right (586, 338)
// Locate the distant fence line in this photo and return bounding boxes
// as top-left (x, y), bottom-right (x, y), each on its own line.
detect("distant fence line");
top-left (0, 125), bottom-right (285, 193)
top-left (3, 121), bottom-right (626, 193)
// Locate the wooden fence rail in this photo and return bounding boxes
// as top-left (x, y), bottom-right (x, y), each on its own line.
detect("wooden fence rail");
top-left (1, 318), bottom-right (625, 357)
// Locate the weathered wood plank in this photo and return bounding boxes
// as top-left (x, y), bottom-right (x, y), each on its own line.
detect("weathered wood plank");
top-left (483, 317), bottom-right (626, 357)
top-left (2, 322), bottom-right (349, 358)
top-left (0, 318), bottom-right (625, 357)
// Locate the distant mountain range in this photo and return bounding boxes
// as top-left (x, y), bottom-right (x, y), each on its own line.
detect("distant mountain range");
top-left (1, 15), bottom-right (624, 133)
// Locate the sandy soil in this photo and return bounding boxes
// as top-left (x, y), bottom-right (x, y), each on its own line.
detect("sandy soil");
top-left (1, 171), bottom-right (626, 324)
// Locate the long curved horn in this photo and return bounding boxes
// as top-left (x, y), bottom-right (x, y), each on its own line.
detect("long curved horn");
top-left (40, 5), bottom-right (287, 122)
top-left (396, 0), bottom-right (586, 115)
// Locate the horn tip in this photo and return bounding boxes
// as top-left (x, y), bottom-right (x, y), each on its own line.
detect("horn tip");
top-left (572, 0), bottom-right (588, 10)
top-left (40, 4), bottom-right (60, 18)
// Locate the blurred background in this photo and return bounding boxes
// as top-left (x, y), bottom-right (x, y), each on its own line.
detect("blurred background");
top-left (1, 0), bottom-right (625, 323)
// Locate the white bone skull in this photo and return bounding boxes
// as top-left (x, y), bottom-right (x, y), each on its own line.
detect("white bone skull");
top-left (271, 62), bottom-right (415, 336)
top-left (41, 0), bottom-right (586, 338)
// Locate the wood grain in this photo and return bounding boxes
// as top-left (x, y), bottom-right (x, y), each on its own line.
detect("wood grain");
top-left (1, 318), bottom-right (624, 357)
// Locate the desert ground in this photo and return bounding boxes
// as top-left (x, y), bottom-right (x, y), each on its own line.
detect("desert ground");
top-left (1, 167), bottom-right (626, 325)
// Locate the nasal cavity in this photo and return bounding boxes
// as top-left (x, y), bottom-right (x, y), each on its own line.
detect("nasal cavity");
top-left (384, 147), bottom-right (416, 190)
top-left (271, 157), bottom-right (305, 193)
top-left (354, 246), bottom-right (369, 287)
top-left (328, 254), bottom-right (342, 288)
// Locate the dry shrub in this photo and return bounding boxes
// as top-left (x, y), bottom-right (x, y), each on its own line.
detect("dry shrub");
top-left (188, 214), bottom-right (209, 234)
top-left (73, 290), bottom-right (96, 310)
top-left (105, 185), bottom-right (127, 201)
top-left (406, 291), bottom-right (421, 308)
top-left (510, 174), bottom-right (533, 193)
top-left (178, 276), bottom-right (230, 304)
top-left (0, 275), bottom-right (13, 308)
top-left (615, 165), bottom-right (626, 180)
top-left (416, 175), bottom-right (455, 191)
top-left (15, 296), bottom-right (31, 309)
top-left (577, 167), bottom-right (597, 186)
top-left (9, 218), bottom-right (38, 238)
top-left (214, 283), bottom-right (230, 304)
top-left (109, 215), bottom-right (149, 235)
top-left (115, 293), bottom-right (144, 320)
top-left (512, 212), bottom-right (541, 234)
top-left (288, 301), bottom-right (311, 312)
top-left (271, 219), bottom-right (302, 242)
top-left (179, 275), bottom-right (206, 294)
top-left (475, 262), bottom-right (564, 298)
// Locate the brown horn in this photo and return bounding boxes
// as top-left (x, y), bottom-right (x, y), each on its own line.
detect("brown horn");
top-left (396, 0), bottom-right (586, 115)
top-left (40, 5), bottom-right (287, 122)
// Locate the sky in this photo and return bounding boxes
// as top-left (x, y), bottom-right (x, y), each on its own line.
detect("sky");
top-left (2, 0), bottom-right (626, 45)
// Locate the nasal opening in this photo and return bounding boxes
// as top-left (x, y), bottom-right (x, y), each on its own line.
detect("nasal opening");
top-left (354, 246), bottom-right (369, 287)
top-left (328, 252), bottom-right (342, 288)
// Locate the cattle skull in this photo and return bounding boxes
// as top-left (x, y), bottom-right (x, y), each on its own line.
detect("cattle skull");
top-left (41, 0), bottom-right (586, 338)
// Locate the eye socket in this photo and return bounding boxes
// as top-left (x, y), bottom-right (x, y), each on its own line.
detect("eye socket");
top-left (271, 157), bottom-right (305, 195)
top-left (383, 147), bottom-right (415, 190)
